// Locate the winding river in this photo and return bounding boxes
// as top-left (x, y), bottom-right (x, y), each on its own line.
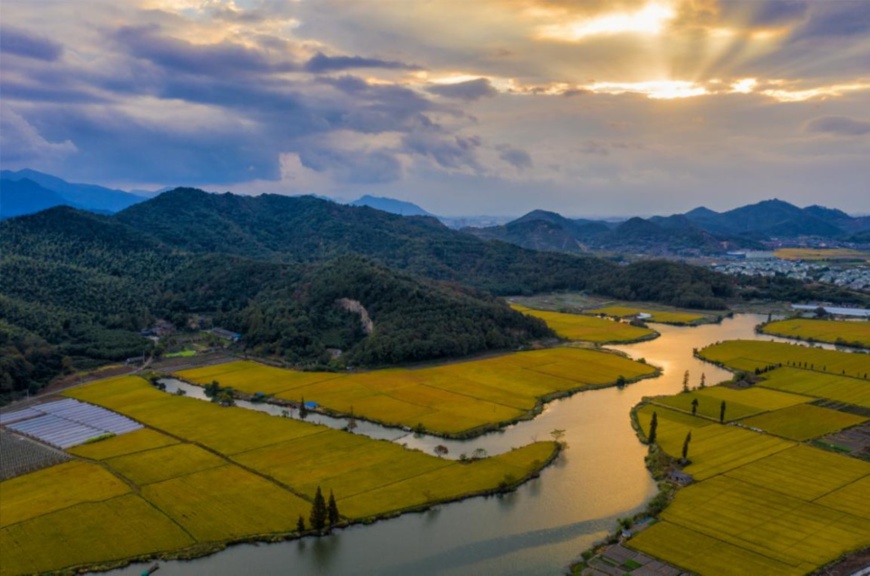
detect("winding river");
top-left (104, 314), bottom-right (792, 576)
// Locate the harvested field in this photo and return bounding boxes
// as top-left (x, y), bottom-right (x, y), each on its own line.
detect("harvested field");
top-left (741, 404), bottom-right (867, 441)
top-left (760, 318), bottom-right (870, 348)
top-left (177, 348), bottom-right (655, 435)
top-left (510, 304), bottom-right (655, 342)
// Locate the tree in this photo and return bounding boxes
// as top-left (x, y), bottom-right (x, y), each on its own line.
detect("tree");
top-left (434, 444), bottom-right (449, 458)
top-left (296, 515), bottom-right (305, 532)
top-left (616, 375), bottom-right (626, 387)
top-left (699, 373), bottom-right (706, 389)
top-left (327, 490), bottom-right (340, 526)
top-left (309, 486), bottom-right (327, 531)
top-left (682, 431), bottom-right (692, 461)
top-left (299, 396), bottom-right (308, 419)
top-left (691, 398), bottom-right (699, 416)
top-left (682, 370), bottom-right (690, 393)
top-left (719, 400), bottom-right (726, 423)
top-left (648, 411), bottom-right (658, 444)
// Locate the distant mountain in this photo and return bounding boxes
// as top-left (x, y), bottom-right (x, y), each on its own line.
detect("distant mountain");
top-left (349, 195), bottom-right (434, 217)
top-left (469, 209), bottom-right (739, 256)
top-left (0, 169), bottom-right (146, 215)
top-left (0, 178), bottom-right (74, 219)
top-left (682, 199), bottom-right (847, 238)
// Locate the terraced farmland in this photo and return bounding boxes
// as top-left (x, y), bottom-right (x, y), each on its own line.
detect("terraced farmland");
top-left (510, 305), bottom-right (656, 342)
top-left (760, 318), bottom-right (870, 348)
top-left (1, 374), bottom-right (559, 575)
top-left (177, 347), bottom-right (656, 435)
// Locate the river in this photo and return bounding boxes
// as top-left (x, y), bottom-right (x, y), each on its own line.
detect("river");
top-left (104, 314), bottom-right (788, 576)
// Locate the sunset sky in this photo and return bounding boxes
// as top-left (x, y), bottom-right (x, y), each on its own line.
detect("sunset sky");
top-left (2, 0), bottom-right (868, 216)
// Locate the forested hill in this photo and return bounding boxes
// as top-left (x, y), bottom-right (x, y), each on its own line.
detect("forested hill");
top-left (115, 188), bottom-right (618, 295)
top-left (0, 207), bottom-right (553, 401)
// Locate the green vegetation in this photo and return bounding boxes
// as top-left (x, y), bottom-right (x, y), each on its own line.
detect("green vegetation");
top-left (1, 374), bottom-right (557, 575)
top-left (760, 318), bottom-right (870, 348)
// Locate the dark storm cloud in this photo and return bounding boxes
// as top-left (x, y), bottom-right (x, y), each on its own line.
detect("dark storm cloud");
top-left (0, 25), bottom-right (64, 61)
top-left (426, 78), bottom-right (497, 101)
top-left (805, 116), bottom-right (870, 137)
top-left (114, 25), bottom-right (298, 76)
top-left (299, 148), bottom-right (403, 184)
top-left (497, 145), bottom-right (533, 170)
top-left (304, 52), bottom-right (421, 73)
top-left (402, 132), bottom-right (482, 170)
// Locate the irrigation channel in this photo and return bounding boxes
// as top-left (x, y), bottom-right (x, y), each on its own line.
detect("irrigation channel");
top-left (103, 314), bottom-right (813, 576)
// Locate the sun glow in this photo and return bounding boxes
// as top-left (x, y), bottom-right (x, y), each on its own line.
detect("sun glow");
top-left (587, 80), bottom-right (708, 99)
top-left (537, 3), bottom-right (676, 41)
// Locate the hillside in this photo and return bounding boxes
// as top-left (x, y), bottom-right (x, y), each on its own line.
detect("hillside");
top-left (0, 178), bottom-right (73, 219)
top-left (0, 169), bottom-right (146, 216)
top-left (349, 195), bottom-right (434, 216)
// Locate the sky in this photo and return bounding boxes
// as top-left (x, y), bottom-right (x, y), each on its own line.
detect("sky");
top-left (1, 0), bottom-right (869, 217)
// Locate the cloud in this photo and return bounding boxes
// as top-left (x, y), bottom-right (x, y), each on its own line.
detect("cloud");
top-left (497, 145), bottom-right (533, 170)
top-left (0, 108), bottom-right (77, 166)
top-left (805, 116), bottom-right (870, 137)
top-left (114, 25), bottom-right (298, 76)
top-left (426, 78), bottom-right (497, 101)
top-left (794, 1), bottom-right (870, 38)
top-left (304, 52), bottom-right (421, 73)
top-left (0, 25), bottom-right (63, 61)
top-left (402, 132), bottom-right (483, 171)
top-left (299, 147), bottom-right (403, 184)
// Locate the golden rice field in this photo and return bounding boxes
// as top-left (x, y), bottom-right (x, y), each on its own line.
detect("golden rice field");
top-left (650, 385), bottom-right (811, 422)
top-left (510, 304), bottom-right (656, 342)
top-left (775, 248), bottom-right (870, 261)
top-left (0, 374), bottom-right (558, 574)
top-left (635, 404), bottom-right (795, 480)
top-left (760, 318), bottom-right (870, 347)
top-left (632, 474), bottom-right (870, 575)
top-left (698, 339), bottom-right (870, 379)
top-left (757, 367), bottom-right (870, 408)
top-left (586, 305), bottom-right (706, 325)
top-left (741, 404), bottom-right (867, 441)
top-left (177, 347), bottom-right (656, 435)
top-left (1, 494), bottom-right (194, 576)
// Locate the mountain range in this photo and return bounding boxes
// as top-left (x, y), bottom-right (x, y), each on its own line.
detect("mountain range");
top-left (469, 199), bottom-right (870, 256)
top-left (0, 169), bottom-right (149, 219)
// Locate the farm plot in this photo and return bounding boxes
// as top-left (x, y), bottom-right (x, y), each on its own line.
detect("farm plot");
top-left (656, 475), bottom-right (869, 570)
top-left (698, 340), bottom-right (870, 378)
top-left (649, 386), bottom-right (810, 423)
top-left (68, 428), bottom-right (178, 460)
top-left (0, 430), bottom-right (70, 480)
top-left (0, 460), bottom-right (130, 528)
top-left (635, 405), bottom-right (794, 480)
top-left (177, 348), bottom-right (655, 435)
top-left (628, 521), bottom-right (804, 576)
top-left (510, 304), bottom-right (655, 342)
top-left (0, 494), bottom-right (193, 576)
top-left (724, 445), bottom-right (870, 501)
top-left (586, 305), bottom-right (706, 325)
top-left (178, 361), bottom-right (344, 396)
top-left (141, 464), bottom-right (311, 542)
top-left (758, 367), bottom-right (870, 408)
top-left (761, 318), bottom-right (870, 348)
top-left (741, 404), bottom-right (867, 441)
top-left (107, 443), bottom-right (227, 486)
top-left (816, 475), bottom-right (870, 520)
